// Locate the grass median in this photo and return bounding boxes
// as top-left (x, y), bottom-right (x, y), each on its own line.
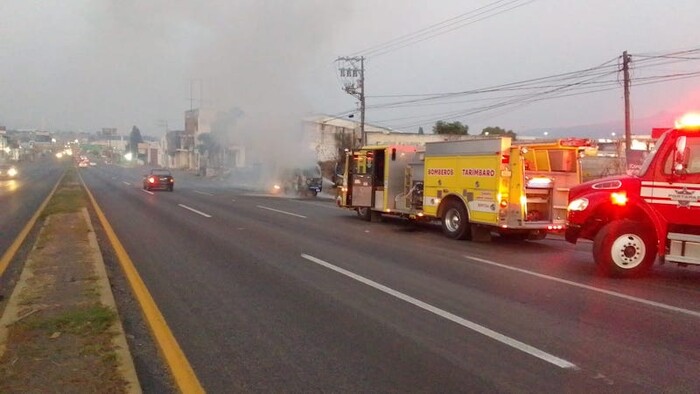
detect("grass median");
top-left (0, 167), bottom-right (130, 393)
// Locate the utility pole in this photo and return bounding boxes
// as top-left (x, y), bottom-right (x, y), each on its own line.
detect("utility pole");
top-left (360, 56), bottom-right (366, 146)
top-left (622, 50), bottom-right (632, 159)
top-left (189, 79), bottom-right (195, 111)
top-left (336, 56), bottom-right (366, 147)
top-left (188, 79), bottom-right (203, 111)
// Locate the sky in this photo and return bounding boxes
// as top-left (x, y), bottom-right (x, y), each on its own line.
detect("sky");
top-left (1, 0), bottom-right (700, 138)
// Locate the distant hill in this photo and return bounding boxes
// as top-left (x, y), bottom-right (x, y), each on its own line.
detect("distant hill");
top-left (519, 111), bottom-right (682, 139)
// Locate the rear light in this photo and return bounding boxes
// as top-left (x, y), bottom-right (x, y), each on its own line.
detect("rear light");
top-left (611, 192), bottom-right (628, 206)
top-left (501, 154), bottom-right (510, 164)
top-left (499, 199), bottom-right (508, 208)
top-left (148, 177), bottom-right (156, 184)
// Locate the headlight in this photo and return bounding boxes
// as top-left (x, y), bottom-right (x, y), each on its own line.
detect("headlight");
top-left (567, 198), bottom-right (589, 211)
top-left (8, 167), bottom-right (18, 177)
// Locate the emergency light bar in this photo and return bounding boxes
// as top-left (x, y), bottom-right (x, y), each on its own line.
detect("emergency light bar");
top-left (675, 112), bottom-right (700, 129)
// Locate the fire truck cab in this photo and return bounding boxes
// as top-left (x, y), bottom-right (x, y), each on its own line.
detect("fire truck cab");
top-left (339, 137), bottom-right (583, 241)
top-left (566, 113), bottom-right (700, 277)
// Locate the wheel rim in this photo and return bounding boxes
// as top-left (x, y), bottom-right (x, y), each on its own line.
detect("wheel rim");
top-left (444, 208), bottom-right (462, 233)
top-left (610, 233), bottom-right (646, 269)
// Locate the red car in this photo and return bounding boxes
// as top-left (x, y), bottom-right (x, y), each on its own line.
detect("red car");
top-left (143, 169), bottom-right (174, 191)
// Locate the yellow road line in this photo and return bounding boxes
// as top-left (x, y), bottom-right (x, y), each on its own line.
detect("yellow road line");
top-left (79, 174), bottom-right (205, 394)
top-left (0, 171), bottom-right (64, 278)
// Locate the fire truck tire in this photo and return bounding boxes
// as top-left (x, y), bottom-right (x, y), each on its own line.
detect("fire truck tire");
top-left (357, 207), bottom-right (371, 221)
top-left (593, 220), bottom-right (657, 278)
top-left (441, 200), bottom-right (471, 240)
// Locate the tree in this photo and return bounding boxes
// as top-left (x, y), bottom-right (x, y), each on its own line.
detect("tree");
top-left (127, 125), bottom-right (144, 155)
top-left (433, 120), bottom-right (468, 135)
top-left (418, 126), bottom-right (424, 135)
top-left (196, 132), bottom-right (221, 156)
top-left (481, 126), bottom-right (517, 140)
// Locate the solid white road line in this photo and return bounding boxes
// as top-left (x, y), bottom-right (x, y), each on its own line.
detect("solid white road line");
top-left (194, 190), bottom-right (214, 196)
top-left (300, 254), bottom-right (578, 370)
top-left (464, 255), bottom-right (700, 319)
top-left (257, 205), bottom-right (307, 219)
top-left (178, 204), bottom-right (212, 218)
top-left (141, 189), bottom-right (154, 195)
top-left (123, 181), bottom-right (131, 186)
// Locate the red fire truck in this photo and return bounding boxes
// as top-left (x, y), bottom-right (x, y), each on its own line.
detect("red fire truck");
top-left (566, 113), bottom-right (700, 277)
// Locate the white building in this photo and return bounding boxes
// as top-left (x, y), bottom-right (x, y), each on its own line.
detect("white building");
top-left (303, 115), bottom-right (472, 163)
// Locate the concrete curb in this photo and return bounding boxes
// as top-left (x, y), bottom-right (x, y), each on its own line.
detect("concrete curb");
top-left (82, 207), bottom-right (142, 394)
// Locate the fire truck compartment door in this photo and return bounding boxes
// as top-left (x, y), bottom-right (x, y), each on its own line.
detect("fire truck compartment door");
top-left (352, 174), bottom-right (373, 207)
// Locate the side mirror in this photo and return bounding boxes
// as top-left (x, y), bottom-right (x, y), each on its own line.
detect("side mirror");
top-left (673, 136), bottom-right (688, 175)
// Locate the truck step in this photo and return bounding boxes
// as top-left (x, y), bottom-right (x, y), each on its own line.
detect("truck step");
top-left (666, 232), bottom-right (700, 266)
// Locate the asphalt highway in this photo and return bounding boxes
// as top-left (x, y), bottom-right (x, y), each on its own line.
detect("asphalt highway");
top-left (32, 163), bottom-right (700, 391)
top-left (0, 157), bottom-right (65, 257)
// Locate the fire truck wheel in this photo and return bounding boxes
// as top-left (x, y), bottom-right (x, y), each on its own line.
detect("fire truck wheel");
top-left (593, 220), bottom-right (657, 278)
top-left (357, 207), bottom-right (371, 221)
top-left (441, 200), bottom-right (471, 240)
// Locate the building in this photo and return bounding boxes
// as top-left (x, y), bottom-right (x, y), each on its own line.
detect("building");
top-left (303, 114), bottom-right (472, 164)
top-left (164, 130), bottom-right (194, 169)
top-left (0, 128), bottom-right (10, 161)
top-left (184, 108), bottom-right (217, 172)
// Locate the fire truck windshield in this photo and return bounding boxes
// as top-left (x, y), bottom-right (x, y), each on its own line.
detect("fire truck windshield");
top-left (638, 131), bottom-right (668, 176)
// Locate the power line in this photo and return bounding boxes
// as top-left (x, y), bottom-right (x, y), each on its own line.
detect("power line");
top-left (351, 0), bottom-right (511, 57)
top-left (365, 58), bottom-right (619, 109)
top-left (384, 69), bottom-right (700, 131)
top-left (392, 69), bottom-right (619, 129)
top-left (352, 0), bottom-right (536, 59)
top-left (369, 0), bottom-right (537, 58)
top-left (365, 49), bottom-right (700, 129)
top-left (341, 45), bottom-right (700, 132)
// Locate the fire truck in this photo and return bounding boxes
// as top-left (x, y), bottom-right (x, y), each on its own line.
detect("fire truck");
top-left (566, 113), bottom-right (700, 277)
top-left (338, 137), bottom-right (583, 241)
